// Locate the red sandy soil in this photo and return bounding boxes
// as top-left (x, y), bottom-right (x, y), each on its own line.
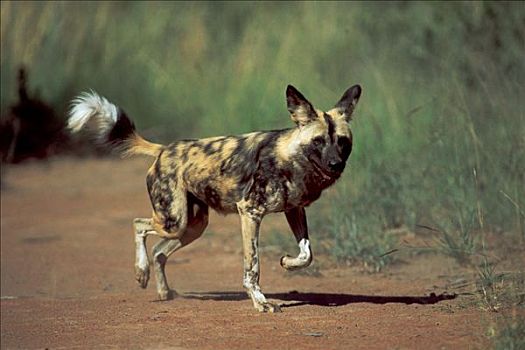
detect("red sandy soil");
top-left (1, 157), bottom-right (521, 349)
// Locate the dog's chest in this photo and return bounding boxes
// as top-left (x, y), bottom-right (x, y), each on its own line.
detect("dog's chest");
top-left (244, 167), bottom-right (335, 213)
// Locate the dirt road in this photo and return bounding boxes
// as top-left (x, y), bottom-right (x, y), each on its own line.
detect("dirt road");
top-left (0, 158), bottom-right (500, 349)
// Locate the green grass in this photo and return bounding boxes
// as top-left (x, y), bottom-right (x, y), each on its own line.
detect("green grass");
top-left (481, 261), bottom-right (525, 346)
top-left (1, 2), bottom-right (524, 266)
top-left (477, 256), bottom-right (503, 312)
top-left (309, 185), bottom-right (397, 272)
top-left (432, 209), bottom-right (479, 265)
top-left (492, 315), bottom-right (525, 350)
top-left (478, 262), bottom-right (525, 312)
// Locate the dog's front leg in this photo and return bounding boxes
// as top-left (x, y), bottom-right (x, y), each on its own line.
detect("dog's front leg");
top-left (238, 209), bottom-right (281, 313)
top-left (280, 207), bottom-right (313, 270)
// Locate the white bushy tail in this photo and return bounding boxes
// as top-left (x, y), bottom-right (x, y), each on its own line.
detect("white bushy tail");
top-left (68, 91), bottom-right (119, 137)
top-left (68, 91), bottom-right (163, 157)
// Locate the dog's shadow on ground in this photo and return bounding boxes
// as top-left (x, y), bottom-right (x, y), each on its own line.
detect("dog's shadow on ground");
top-left (182, 291), bottom-right (456, 308)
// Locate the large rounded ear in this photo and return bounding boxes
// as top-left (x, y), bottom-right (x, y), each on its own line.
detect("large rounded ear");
top-left (286, 85), bottom-right (317, 127)
top-left (333, 84), bottom-right (362, 121)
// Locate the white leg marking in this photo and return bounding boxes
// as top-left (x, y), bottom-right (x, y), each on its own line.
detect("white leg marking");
top-left (243, 257), bottom-right (268, 305)
top-left (135, 233), bottom-right (149, 272)
top-left (133, 221), bottom-right (152, 289)
top-left (250, 288), bottom-right (268, 304)
top-left (280, 238), bottom-right (313, 270)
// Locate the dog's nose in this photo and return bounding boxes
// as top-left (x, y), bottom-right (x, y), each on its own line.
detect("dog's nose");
top-left (328, 160), bottom-right (345, 172)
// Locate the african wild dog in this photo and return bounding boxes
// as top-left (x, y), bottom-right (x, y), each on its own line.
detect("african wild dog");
top-left (68, 84), bottom-right (361, 312)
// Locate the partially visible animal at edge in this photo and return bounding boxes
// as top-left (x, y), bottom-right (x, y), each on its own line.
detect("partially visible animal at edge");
top-left (0, 68), bottom-right (65, 164)
top-left (67, 83), bottom-right (361, 312)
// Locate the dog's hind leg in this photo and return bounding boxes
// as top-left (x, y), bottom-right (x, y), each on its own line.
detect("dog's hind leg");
top-left (280, 207), bottom-right (313, 270)
top-left (151, 195), bottom-right (209, 300)
top-left (151, 238), bottom-right (182, 300)
top-left (133, 218), bottom-right (155, 288)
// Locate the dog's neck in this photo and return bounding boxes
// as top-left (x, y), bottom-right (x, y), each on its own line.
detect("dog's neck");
top-left (275, 127), bottom-right (304, 162)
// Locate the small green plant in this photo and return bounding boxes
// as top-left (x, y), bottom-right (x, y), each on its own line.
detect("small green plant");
top-left (431, 209), bottom-right (478, 265)
top-left (476, 250), bottom-right (525, 312)
top-left (477, 256), bottom-right (501, 311)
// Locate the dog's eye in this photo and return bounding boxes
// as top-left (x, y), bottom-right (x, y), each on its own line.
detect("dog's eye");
top-left (337, 136), bottom-right (351, 152)
top-left (312, 136), bottom-right (325, 147)
top-left (337, 136), bottom-right (349, 147)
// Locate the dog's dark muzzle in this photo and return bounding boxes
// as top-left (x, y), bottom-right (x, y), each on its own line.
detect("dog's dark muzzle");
top-left (328, 160), bottom-right (345, 173)
top-left (310, 158), bottom-right (344, 179)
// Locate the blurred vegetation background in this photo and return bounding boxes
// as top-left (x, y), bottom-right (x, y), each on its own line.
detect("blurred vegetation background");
top-left (1, 1), bottom-right (524, 266)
